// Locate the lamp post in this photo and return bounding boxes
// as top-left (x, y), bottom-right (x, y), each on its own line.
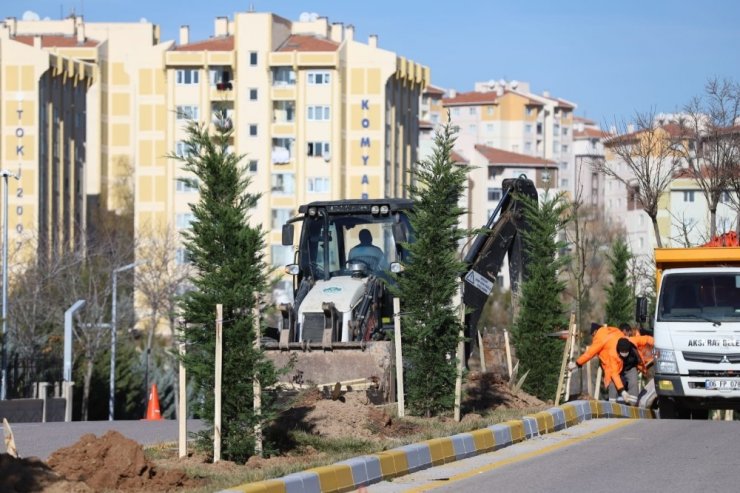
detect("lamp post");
top-left (110, 261), bottom-right (144, 421)
top-left (0, 169), bottom-right (18, 401)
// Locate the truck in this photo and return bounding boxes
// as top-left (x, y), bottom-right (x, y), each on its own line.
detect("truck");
top-left (265, 176), bottom-right (538, 395)
top-left (645, 245), bottom-right (740, 419)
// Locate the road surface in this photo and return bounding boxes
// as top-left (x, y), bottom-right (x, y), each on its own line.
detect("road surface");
top-left (8, 419), bottom-right (205, 460)
top-left (365, 418), bottom-right (740, 493)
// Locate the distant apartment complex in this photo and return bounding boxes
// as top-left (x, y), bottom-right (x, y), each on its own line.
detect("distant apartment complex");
top-left (0, 11), bottom-right (429, 305)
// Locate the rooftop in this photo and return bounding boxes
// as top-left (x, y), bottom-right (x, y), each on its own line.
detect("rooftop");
top-left (12, 34), bottom-right (99, 48)
top-left (474, 144), bottom-right (556, 166)
top-left (277, 34), bottom-right (339, 52)
top-left (173, 35), bottom-right (234, 52)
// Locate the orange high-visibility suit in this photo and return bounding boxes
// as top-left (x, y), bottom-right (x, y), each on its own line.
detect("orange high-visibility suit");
top-left (575, 325), bottom-right (624, 390)
top-left (630, 334), bottom-right (654, 374)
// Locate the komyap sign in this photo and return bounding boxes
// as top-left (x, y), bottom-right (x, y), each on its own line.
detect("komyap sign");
top-left (360, 99), bottom-right (370, 199)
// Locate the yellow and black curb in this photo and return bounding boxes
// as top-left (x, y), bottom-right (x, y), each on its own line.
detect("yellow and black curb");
top-left (219, 400), bottom-right (654, 493)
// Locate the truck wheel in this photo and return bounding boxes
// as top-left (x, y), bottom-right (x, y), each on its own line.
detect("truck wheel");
top-left (658, 397), bottom-right (681, 419)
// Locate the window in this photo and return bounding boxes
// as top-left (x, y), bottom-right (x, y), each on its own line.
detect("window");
top-left (553, 141), bottom-right (560, 153)
top-left (176, 213), bottom-right (195, 229)
top-left (524, 142), bottom-right (532, 153)
top-left (175, 141), bottom-right (189, 157)
top-left (249, 51), bottom-right (258, 66)
top-left (249, 88), bottom-right (258, 101)
top-left (308, 71), bottom-right (331, 84)
top-left (554, 123), bottom-right (560, 136)
top-left (683, 190), bottom-right (695, 202)
top-left (488, 166), bottom-right (499, 180)
top-left (526, 107), bottom-right (534, 116)
top-left (525, 124), bottom-right (532, 134)
top-left (272, 138), bottom-right (294, 163)
top-left (512, 144), bottom-right (519, 153)
top-left (272, 67), bottom-right (296, 86)
top-left (307, 105), bottom-right (330, 121)
top-left (469, 107), bottom-right (477, 115)
top-left (248, 160), bottom-right (258, 173)
top-left (560, 178), bottom-right (569, 188)
top-left (452, 107), bottom-right (460, 116)
top-left (176, 177), bottom-right (199, 192)
top-left (271, 173), bottom-right (295, 194)
top-left (307, 141), bottom-right (331, 157)
top-left (307, 177), bottom-right (331, 193)
top-left (639, 237), bottom-right (645, 249)
top-left (469, 124), bottom-right (477, 132)
top-left (209, 67), bottom-right (232, 88)
top-left (487, 188), bottom-right (502, 201)
top-left (176, 69), bottom-right (199, 85)
top-left (249, 124), bottom-right (258, 136)
top-left (562, 127), bottom-right (569, 136)
top-left (431, 114), bottom-right (439, 123)
top-left (721, 191), bottom-right (732, 203)
top-left (536, 123), bottom-right (543, 135)
top-left (562, 144), bottom-right (569, 153)
top-left (271, 208), bottom-right (292, 230)
top-left (487, 106), bottom-right (494, 115)
top-left (176, 105), bottom-right (199, 120)
top-left (486, 123), bottom-right (494, 132)
top-left (271, 245), bottom-right (293, 267)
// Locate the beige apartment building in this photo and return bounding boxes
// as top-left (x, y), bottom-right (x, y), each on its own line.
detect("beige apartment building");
top-left (0, 10), bottom-right (428, 313)
top-left (0, 19), bottom-right (95, 264)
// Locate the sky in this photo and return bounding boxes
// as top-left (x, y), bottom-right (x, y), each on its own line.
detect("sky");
top-left (12, 0), bottom-right (740, 124)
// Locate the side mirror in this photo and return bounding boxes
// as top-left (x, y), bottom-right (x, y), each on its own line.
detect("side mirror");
top-left (635, 296), bottom-right (648, 324)
top-left (282, 223), bottom-right (294, 246)
top-left (285, 264), bottom-right (299, 276)
top-left (390, 262), bottom-right (404, 274)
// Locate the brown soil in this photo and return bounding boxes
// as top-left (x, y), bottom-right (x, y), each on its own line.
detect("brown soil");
top-left (46, 431), bottom-right (202, 492)
top-left (4, 375), bottom-right (546, 492)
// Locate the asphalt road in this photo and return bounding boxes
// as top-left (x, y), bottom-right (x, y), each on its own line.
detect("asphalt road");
top-left (365, 418), bottom-right (740, 493)
top-left (8, 419), bottom-right (206, 460)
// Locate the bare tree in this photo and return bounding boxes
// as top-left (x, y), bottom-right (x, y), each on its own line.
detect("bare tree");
top-left (597, 109), bottom-right (684, 247)
top-left (668, 210), bottom-right (703, 247)
top-left (676, 78), bottom-right (740, 239)
top-left (135, 224), bottom-right (193, 395)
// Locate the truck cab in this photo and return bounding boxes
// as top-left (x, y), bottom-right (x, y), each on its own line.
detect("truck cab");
top-left (652, 247), bottom-right (740, 418)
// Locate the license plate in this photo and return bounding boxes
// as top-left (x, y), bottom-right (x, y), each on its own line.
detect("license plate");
top-left (705, 380), bottom-right (740, 391)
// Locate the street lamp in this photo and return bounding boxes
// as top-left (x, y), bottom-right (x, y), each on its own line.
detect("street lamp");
top-left (0, 169), bottom-right (18, 401)
top-left (110, 260), bottom-right (145, 421)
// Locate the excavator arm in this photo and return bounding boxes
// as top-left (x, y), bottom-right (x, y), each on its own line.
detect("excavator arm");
top-left (462, 176), bottom-right (538, 366)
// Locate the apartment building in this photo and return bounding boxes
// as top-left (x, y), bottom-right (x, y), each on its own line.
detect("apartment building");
top-left (0, 20), bottom-right (95, 263)
top-left (572, 116), bottom-right (610, 208)
top-left (1, 11), bottom-right (428, 313)
top-left (442, 79), bottom-right (576, 194)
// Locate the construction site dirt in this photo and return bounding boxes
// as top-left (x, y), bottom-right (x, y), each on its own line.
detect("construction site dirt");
top-left (1, 376), bottom-right (546, 492)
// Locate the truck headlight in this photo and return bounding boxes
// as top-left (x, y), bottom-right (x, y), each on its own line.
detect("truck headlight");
top-left (655, 347), bottom-right (678, 374)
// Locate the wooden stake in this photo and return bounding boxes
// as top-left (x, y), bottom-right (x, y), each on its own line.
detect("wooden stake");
top-left (3, 418), bottom-right (17, 457)
top-left (252, 299), bottom-right (263, 457)
top-left (555, 312), bottom-right (576, 406)
top-left (593, 365), bottom-right (602, 400)
top-left (585, 348), bottom-right (593, 397)
top-left (454, 281), bottom-right (464, 422)
top-left (393, 297), bottom-right (405, 418)
top-left (504, 329), bottom-right (513, 379)
top-left (213, 304), bottom-right (222, 463)
top-left (178, 341), bottom-right (187, 458)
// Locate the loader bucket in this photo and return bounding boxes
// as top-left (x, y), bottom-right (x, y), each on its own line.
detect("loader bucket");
top-left (263, 341), bottom-right (394, 401)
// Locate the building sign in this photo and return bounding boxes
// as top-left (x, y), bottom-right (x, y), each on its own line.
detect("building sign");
top-left (359, 98), bottom-right (370, 199)
top-left (14, 100), bottom-right (25, 236)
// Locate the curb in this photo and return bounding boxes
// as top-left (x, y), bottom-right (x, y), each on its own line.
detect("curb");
top-left (218, 400), bottom-right (654, 493)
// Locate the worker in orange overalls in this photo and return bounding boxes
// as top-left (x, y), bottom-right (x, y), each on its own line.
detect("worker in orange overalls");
top-left (568, 323), bottom-right (631, 403)
top-left (619, 323), bottom-right (654, 379)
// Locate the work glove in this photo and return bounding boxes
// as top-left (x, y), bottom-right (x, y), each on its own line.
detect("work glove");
top-left (621, 390), bottom-right (637, 405)
top-left (567, 361), bottom-right (577, 371)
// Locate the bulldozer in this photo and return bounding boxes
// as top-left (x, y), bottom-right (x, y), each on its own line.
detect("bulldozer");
top-left (263, 176), bottom-right (538, 398)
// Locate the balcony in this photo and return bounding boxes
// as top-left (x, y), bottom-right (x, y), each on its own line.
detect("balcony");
top-left (209, 67), bottom-right (234, 101)
top-left (272, 138), bottom-right (295, 165)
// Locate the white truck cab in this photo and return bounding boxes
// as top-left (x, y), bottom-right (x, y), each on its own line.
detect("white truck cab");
top-left (651, 248), bottom-right (740, 419)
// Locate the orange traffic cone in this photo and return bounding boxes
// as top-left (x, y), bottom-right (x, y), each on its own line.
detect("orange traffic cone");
top-left (144, 383), bottom-right (163, 420)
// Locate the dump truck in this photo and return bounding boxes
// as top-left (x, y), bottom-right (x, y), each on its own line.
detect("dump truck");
top-left (264, 176), bottom-right (538, 396)
top-left (646, 245), bottom-right (740, 418)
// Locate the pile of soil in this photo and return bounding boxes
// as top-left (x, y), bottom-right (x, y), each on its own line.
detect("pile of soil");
top-left (0, 453), bottom-right (91, 493)
top-left (463, 372), bottom-right (547, 411)
top-left (47, 431), bottom-right (200, 492)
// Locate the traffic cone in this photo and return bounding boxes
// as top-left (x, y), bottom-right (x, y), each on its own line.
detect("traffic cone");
top-left (144, 383), bottom-right (163, 420)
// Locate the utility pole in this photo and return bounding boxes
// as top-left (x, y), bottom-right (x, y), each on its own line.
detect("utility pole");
top-left (0, 170), bottom-right (18, 400)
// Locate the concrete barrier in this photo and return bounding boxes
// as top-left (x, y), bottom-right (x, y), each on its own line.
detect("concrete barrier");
top-left (218, 400), bottom-right (655, 493)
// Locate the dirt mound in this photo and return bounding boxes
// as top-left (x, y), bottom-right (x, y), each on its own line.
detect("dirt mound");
top-left (47, 431), bottom-right (198, 492)
top-left (0, 453), bottom-right (91, 493)
top-left (463, 372), bottom-right (547, 411)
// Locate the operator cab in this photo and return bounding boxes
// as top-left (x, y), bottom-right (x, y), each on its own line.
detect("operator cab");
top-left (283, 199), bottom-right (412, 283)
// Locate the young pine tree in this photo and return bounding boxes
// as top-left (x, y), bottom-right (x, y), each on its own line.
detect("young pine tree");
top-left (175, 115), bottom-right (278, 462)
top-left (604, 237), bottom-right (633, 327)
top-left (395, 122), bottom-right (468, 417)
top-left (512, 192), bottom-right (570, 401)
